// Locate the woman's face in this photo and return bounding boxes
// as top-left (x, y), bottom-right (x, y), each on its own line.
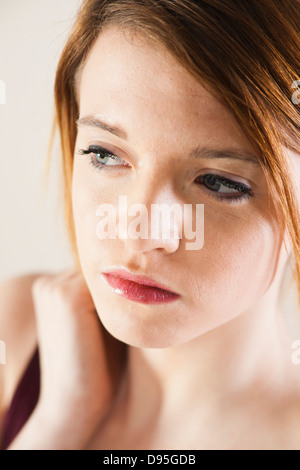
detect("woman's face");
top-left (72, 26), bottom-right (285, 348)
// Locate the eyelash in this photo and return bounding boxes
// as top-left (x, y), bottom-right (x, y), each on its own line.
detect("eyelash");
top-left (195, 174), bottom-right (254, 203)
top-left (78, 145), bottom-right (254, 204)
top-left (78, 144), bottom-right (127, 169)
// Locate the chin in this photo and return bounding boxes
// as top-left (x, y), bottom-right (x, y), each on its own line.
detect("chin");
top-left (92, 299), bottom-right (192, 349)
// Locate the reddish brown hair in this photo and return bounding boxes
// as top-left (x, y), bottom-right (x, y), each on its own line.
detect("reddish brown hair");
top-left (52, 0), bottom-right (300, 302)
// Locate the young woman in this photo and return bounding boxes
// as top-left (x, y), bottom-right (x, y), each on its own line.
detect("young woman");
top-left (1, 0), bottom-right (300, 450)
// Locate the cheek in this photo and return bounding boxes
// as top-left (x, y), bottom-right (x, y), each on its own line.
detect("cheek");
top-left (71, 166), bottom-right (103, 270)
top-left (72, 166), bottom-right (124, 281)
top-left (187, 207), bottom-right (282, 317)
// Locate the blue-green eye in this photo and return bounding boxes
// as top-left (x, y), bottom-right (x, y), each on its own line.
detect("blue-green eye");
top-left (78, 145), bottom-right (130, 170)
top-left (195, 173), bottom-right (254, 203)
top-left (94, 152), bottom-right (110, 165)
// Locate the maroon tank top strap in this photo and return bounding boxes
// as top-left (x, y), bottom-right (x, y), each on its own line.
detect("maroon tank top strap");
top-left (1, 348), bottom-right (40, 450)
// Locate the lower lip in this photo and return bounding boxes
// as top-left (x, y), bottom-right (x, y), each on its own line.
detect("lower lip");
top-left (101, 273), bottom-right (180, 304)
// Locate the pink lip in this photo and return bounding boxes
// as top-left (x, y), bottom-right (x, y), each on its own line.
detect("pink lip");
top-left (101, 269), bottom-right (180, 304)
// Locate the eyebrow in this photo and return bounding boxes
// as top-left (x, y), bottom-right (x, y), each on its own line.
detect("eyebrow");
top-left (76, 115), bottom-right (260, 166)
top-left (77, 116), bottom-right (127, 140)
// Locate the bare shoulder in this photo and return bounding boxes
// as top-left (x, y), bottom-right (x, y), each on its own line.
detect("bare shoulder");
top-left (0, 272), bottom-right (43, 349)
top-left (0, 272), bottom-right (46, 411)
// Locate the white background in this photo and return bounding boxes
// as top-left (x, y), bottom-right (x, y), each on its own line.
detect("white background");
top-left (0, 0), bottom-right (82, 282)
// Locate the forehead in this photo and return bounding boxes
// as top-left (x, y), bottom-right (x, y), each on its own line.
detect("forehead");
top-left (77, 26), bottom-right (253, 151)
top-left (79, 26), bottom-right (211, 100)
top-left (79, 26), bottom-right (226, 114)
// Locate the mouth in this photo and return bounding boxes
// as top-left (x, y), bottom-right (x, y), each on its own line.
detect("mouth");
top-left (101, 269), bottom-right (180, 304)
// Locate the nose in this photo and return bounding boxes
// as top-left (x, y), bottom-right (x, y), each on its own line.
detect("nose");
top-left (117, 180), bottom-right (183, 255)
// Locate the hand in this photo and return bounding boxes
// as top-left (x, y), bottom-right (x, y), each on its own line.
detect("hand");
top-left (26, 268), bottom-right (126, 447)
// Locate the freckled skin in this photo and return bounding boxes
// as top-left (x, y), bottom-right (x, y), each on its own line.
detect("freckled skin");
top-left (72, 26), bottom-right (288, 349)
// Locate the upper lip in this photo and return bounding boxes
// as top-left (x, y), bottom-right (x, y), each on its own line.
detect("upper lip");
top-left (101, 268), bottom-right (180, 295)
